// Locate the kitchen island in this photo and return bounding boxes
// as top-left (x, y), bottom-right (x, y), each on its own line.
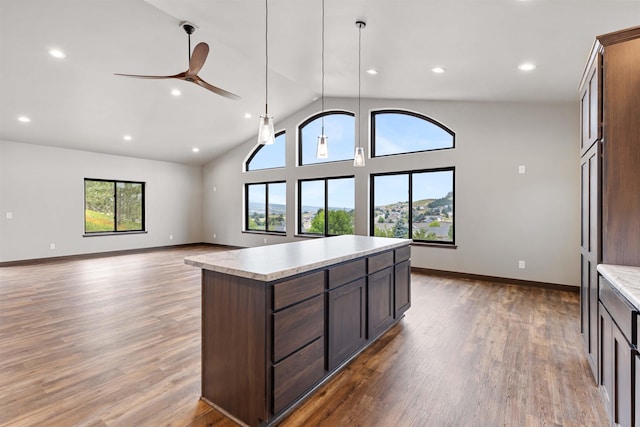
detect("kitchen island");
top-left (184, 235), bottom-right (411, 426)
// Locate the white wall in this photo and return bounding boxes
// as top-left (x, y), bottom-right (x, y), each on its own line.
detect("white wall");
top-left (0, 140), bottom-right (203, 262)
top-left (203, 97), bottom-right (579, 287)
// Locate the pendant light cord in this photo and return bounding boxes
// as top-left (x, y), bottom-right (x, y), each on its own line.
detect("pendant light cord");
top-left (265, 0), bottom-right (269, 115)
top-left (357, 23), bottom-right (362, 149)
top-left (321, 0), bottom-right (325, 134)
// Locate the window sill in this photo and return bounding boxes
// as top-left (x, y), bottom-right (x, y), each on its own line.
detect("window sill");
top-left (83, 231), bottom-right (147, 237)
top-left (411, 241), bottom-right (457, 249)
top-left (242, 230), bottom-right (287, 236)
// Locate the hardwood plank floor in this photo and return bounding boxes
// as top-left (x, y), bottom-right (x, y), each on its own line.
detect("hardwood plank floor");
top-left (0, 245), bottom-right (608, 426)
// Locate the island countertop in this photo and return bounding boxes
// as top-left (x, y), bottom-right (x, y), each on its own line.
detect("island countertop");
top-left (184, 235), bottom-right (411, 282)
top-left (597, 264), bottom-right (640, 310)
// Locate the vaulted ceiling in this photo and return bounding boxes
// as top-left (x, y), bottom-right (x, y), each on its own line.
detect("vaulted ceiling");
top-left (1, 0), bottom-right (638, 165)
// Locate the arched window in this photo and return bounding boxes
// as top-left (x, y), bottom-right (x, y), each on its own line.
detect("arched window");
top-left (371, 110), bottom-right (454, 157)
top-left (298, 111), bottom-right (355, 165)
top-left (245, 131), bottom-right (286, 171)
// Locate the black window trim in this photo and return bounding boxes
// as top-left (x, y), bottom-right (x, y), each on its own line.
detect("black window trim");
top-left (297, 175), bottom-right (355, 237)
top-left (245, 180), bottom-right (287, 234)
top-left (369, 167), bottom-right (455, 245)
top-left (298, 110), bottom-right (355, 166)
top-left (371, 109), bottom-right (456, 158)
top-left (83, 178), bottom-right (146, 236)
top-left (244, 130), bottom-right (286, 172)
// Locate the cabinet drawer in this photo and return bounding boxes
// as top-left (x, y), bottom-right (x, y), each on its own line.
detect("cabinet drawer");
top-left (272, 337), bottom-right (324, 414)
top-left (273, 271), bottom-right (325, 311)
top-left (328, 258), bottom-right (366, 289)
top-left (273, 295), bottom-right (324, 362)
top-left (600, 276), bottom-right (636, 344)
top-left (395, 245), bottom-right (411, 263)
top-left (368, 251), bottom-right (393, 274)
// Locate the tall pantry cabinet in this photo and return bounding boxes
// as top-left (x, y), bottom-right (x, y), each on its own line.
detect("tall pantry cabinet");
top-left (579, 26), bottom-right (640, 382)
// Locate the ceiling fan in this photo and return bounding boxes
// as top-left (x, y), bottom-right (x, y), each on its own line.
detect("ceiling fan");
top-left (115, 22), bottom-right (240, 100)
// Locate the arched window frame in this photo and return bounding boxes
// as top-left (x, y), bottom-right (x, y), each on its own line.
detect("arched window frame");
top-left (371, 109), bottom-right (455, 158)
top-left (298, 110), bottom-right (355, 166)
top-left (244, 130), bottom-right (286, 172)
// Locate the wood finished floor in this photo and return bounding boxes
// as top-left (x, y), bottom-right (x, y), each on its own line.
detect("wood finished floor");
top-left (0, 245), bottom-right (608, 426)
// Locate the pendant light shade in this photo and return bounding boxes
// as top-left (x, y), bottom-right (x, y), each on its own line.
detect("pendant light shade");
top-left (258, 0), bottom-right (275, 146)
top-left (316, 0), bottom-right (328, 158)
top-left (316, 134), bottom-right (328, 158)
top-left (258, 114), bottom-right (275, 145)
top-left (353, 20), bottom-right (366, 167)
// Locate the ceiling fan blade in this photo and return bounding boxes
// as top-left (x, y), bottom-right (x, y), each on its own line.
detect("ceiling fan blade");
top-left (114, 73), bottom-right (176, 79)
top-left (193, 75), bottom-right (240, 100)
top-left (187, 42), bottom-right (209, 78)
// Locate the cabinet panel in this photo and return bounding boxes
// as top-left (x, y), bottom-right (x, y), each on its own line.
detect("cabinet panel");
top-left (600, 277), bottom-right (635, 343)
top-left (328, 259), bottom-right (366, 289)
top-left (579, 53), bottom-right (602, 156)
top-left (368, 251), bottom-right (393, 274)
top-left (272, 337), bottom-right (324, 414)
top-left (635, 352), bottom-right (639, 427)
top-left (327, 278), bottom-right (366, 371)
top-left (395, 259), bottom-right (411, 318)
top-left (273, 295), bottom-right (324, 362)
top-left (367, 267), bottom-right (394, 339)
top-left (600, 302), bottom-right (614, 414)
top-left (612, 326), bottom-right (632, 427)
top-left (273, 271), bottom-right (325, 311)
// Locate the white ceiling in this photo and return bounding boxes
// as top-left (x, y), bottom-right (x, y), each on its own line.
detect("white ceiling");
top-left (1, 0), bottom-right (639, 166)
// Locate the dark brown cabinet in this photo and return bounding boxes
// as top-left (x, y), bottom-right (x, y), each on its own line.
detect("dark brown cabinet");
top-left (327, 277), bottom-right (367, 371)
top-left (635, 352), bottom-right (640, 427)
top-left (580, 26), bottom-right (640, 392)
top-left (394, 259), bottom-right (411, 318)
top-left (367, 267), bottom-right (394, 339)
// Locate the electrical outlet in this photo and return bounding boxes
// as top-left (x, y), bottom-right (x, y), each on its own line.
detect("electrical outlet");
top-left (518, 260), bottom-right (526, 269)
top-left (518, 165), bottom-right (526, 174)
top-left (6, 212), bottom-right (12, 219)
top-left (169, 235), bottom-right (173, 240)
top-left (50, 243), bottom-right (56, 250)
top-left (263, 237), bottom-right (267, 244)
top-left (213, 186), bottom-right (217, 192)
top-left (213, 233), bottom-right (216, 239)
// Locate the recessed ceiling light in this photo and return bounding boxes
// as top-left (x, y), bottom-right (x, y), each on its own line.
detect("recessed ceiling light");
top-left (431, 67), bottom-right (446, 74)
top-left (123, 135), bottom-right (132, 141)
top-left (366, 69), bottom-right (378, 75)
top-left (244, 113), bottom-right (252, 119)
top-left (17, 116), bottom-right (31, 123)
top-left (192, 147), bottom-right (200, 153)
top-left (171, 89), bottom-right (181, 96)
top-left (48, 49), bottom-right (66, 59)
top-left (518, 62), bottom-right (536, 71)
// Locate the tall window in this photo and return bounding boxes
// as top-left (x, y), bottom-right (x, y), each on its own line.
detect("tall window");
top-left (299, 176), bottom-right (355, 236)
top-left (371, 168), bottom-right (454, 244)
top-left (299, 111), bottom-right (355, 165)
top-left (245, 131), bottom-right (286, 171)
top-left (372, 110), bottom-right (454, 157)
top-left (245, 181), bottom-right (286, 233)
top-left (84, 179), bottom-right (144, 234)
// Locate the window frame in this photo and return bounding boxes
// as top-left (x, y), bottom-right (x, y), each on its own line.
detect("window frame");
top-left (371, 109), bottom-right (455, 158)
top-left (297, 175), bottom-right (355, 237)
top-left (83, 178), bottom-right (146, 236)
top-left (370, 167), bottom-right (455, 246)
top-left (298, 110), bottom-right (355, 166)
top-left (245, 130), bottom-right (286, 172)
top-left (244, 180), bottom-right (287, 234)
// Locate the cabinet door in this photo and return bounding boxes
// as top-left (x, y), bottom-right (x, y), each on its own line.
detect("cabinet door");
top-left (612, 326), bottom-right (632, 427)
top-left (635, 352), bottom-right (639, 427)
top-left (580, 53), bottom-right (602, 156)
top-left (327, 278), bottom-right (366, 371)
top-left (394, 260), bottom-right (411, 318)
top-left (368, 267), bottom-right (394, 339)
top-left (600, 303), bottom-right (613, 414)
top-left (581, 143), bottom-right (600, 380)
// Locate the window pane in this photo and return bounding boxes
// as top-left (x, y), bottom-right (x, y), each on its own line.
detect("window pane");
top-left (412, 171), bottom-right (454, 242)
top-left (300, 113), bottom-right (355, 165)
top-left (247, 184), bottom-right (267, 231)
top-left (372, 175), bottom-right (409, 238)
top-left (247, 132), bottom-right (286, 171)
top-left (373, 112), bottom-right (454, 156)
top-left (116, 182), bottom-right (143, 231)
top-left (300, 180), bottom-right (325, 234)
top-left (268, 182), bottom-right (286, 232)
top-left (85, 180), bottom-right (115, 232)
top-left (327, 178), bottom-right (355, 236)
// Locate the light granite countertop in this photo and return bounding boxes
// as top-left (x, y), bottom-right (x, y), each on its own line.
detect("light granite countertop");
top-left (184, 235), bottom-right (411, 282)
top-left (597, 264), bottom-right (640, 310)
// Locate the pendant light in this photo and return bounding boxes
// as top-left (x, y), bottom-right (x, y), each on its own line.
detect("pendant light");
top-left (258, 0), bottom-right (275, 145)
top-left (353, 20), bottom-right (366, 167)
top-left (316, 0), bottom-right (328, 159)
